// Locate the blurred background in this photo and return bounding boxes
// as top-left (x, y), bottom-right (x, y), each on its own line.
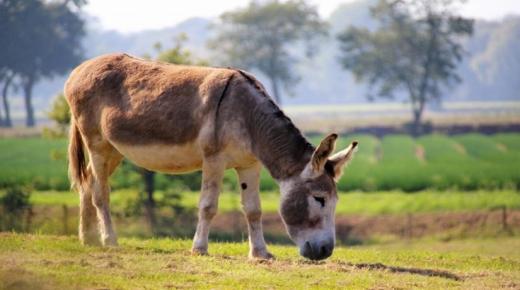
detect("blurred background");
top-left (0, 0), bottom-right (519, 246)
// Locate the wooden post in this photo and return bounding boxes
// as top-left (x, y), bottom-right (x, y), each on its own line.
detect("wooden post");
top-left (407, 213), bottom-right (413, 240)
top-left (62, 204), bottom-right (69, 235)
top-left (501, 205), bottom-right (508, 232)
top-left (25, 207), bottom-right (33, 232)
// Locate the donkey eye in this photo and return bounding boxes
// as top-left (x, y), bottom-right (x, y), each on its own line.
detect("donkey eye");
top-left (313, 196), bottom-right (325, 207)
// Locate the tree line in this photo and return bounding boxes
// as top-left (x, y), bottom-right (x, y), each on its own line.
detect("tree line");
top-left (1, 0), bottom-right (473, 135)
top-left (0, 0), bottom-right (85, 127)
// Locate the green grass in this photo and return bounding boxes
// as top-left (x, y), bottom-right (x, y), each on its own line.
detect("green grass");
top-left (27, 190), bottom-right (520, 215)
top-left (1, 133), bottom-right (520, 192)
top-left (1, 233), bottom-right (519, 289)
top-left (0, 137), bottom-right (69, 190)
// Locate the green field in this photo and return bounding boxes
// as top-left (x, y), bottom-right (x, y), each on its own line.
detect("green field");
top-left (1, 133), bottom-right (519, 192)
top-left (1, 233), bottom-right (519, 289)
top-left (28, 189), bottom-right (520, 215)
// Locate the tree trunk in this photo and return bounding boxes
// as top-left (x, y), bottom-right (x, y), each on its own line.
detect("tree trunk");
top-left (22, 76), bottom-right (35, 127)
top-left (0, 101), bottom-right (3, 127)
top-left (411, 99), bottom-right (425, 137)
top-left (142, 170), bottom-right (157, 234)
top-left (269, 76), bottom-right (282, 105)
top-left (411, 13), bottom-right (436, 137)
top-left (1, 73), bottom-right (13, 127)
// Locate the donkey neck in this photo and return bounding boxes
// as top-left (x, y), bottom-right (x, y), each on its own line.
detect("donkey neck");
top-left (242, 89), bottom-right (314, 180)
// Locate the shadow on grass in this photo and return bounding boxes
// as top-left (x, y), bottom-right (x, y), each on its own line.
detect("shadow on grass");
top-left (339, 261), bottom-right (462, 281)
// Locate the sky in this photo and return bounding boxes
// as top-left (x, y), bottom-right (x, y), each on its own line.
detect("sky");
top-left (83, 0), bottom-right (520, 34)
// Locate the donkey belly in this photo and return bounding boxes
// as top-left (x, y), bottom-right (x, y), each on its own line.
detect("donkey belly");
top-left (110, 141), bottom-right (203, 174)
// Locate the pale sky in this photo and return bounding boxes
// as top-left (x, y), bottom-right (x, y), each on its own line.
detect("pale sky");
top-left (84, 0), bottom-right (520, 34)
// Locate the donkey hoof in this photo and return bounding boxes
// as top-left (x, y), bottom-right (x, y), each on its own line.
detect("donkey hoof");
top-left (249, 249), bottom-right (275, 260)
top-left (102, 236), bottom-right (118, 247)
top-left (81, 238), bottom-right (102, 247)
top-left (80, 233), bottom-right (102, 247)
top-left (191, 247), bottom-right (208, 256)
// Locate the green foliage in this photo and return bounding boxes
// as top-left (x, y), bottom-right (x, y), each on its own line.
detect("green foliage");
top-left (210, 0), bottom-right (327, 103)
top-left (0, 187), bottom-right (32, 231)
top-left (47, 93), bottom-right (71, 127)
top-left (0, 138), bottom-right (69, 190)
top-left (0, 0), bottom-right (85, 127)
top-left (153, 33), bottom-right (208, 66)
top-left (44, 93), bottom-right (71, 138)
top-left (337, 0), bottom-right (474, 134)
top-left (25, 189), bottom-right (520, 216)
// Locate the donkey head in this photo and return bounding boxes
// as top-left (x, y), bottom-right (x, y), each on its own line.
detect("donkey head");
top-left (279, 134), bottom-right (357, 260)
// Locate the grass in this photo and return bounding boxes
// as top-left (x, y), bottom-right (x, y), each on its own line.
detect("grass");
top-left (0, 137), bottom-right (69, 190)
top-left (1, 133), bottom-right (520, 192)
top-left (1, 233), bottom-right (519, 289)
top-left (27, 189), bottom-right (520, 215)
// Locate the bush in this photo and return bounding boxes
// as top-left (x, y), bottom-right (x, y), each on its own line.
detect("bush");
top-left (0, 187), bottom-right (32, 231)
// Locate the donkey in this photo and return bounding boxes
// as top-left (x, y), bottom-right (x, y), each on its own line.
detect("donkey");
top-left (65, 53), bottom-right (358, 260)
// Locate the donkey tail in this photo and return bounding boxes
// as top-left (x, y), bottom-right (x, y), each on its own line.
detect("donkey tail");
top-left (68, 118), bottom-right (87, 191)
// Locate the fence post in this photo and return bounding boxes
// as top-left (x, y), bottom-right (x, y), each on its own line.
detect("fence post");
top-left (407, 213), bottom-right (413, 240)
top-left (25, 207), bottom-right (34, 232)
top-left (501, 205), bottom-right (508, 232)
top-left (62, 204), bottom-right (69, 235)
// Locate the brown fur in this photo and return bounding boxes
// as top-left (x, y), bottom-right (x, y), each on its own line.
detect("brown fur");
top-left (311, 134), bottom-right (337, 172)
top-left (221, 73), bottom-right (314, 179)
top-left (280, 173), bottom-right (336, 227)
top-left (66, 53), bottom-right (234, 147)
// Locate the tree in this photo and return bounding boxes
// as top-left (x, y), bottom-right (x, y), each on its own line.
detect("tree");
top-left (0, 187), bottom-right (32, 232)
top-left (0, 71), bottom-right (14, 127)
top-left (46, 93), bottom-right (71, 137)
top-left (0, 0), bottom-right (85, 127)
top-left (337, 0), bottom-right (473, 135)
top-left (209, 0), bottom-right (327, 104)
top-left (152, 34), bottom-right (209, 66)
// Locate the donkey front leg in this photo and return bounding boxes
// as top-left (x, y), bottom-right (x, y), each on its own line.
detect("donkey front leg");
top-left (192, 158), bottom-right (225, 255)
top-left (237, 164), bottom-right (274, 260)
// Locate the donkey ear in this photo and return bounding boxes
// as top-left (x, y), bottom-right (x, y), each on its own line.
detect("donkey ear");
top-left (327, 141), bottom-right (358, 181)
top-left (311, 133), bottom-right (338, 172)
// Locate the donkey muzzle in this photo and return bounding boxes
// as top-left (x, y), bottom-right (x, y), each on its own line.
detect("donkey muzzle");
top-left (301, 239), bottom-right (334, 260)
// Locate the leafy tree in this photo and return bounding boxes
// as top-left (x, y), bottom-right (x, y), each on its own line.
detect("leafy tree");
top-left (0, 0), bottom-right (85, 127)
top-left (0, 187), bottom-right (32, 231)
top-left (209, 0), bottom-right (327, 104)
top-left (152, 34), bottom-right (209, 66)
top-left (337, 0), bottom-right (473, 135)
top-left (45, 93), bottom-right (71, 137)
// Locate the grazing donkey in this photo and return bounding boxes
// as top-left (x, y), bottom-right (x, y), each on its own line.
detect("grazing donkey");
top-left (66, 53), bottom-right (358, 260)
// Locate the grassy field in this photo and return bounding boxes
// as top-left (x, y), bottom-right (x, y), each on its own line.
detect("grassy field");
top-left (1, 233), bottom-right (519, 289)
top-left (28, 189), bottom-right (520, 215)
top-left (1, 133), bottom-right (519, 192)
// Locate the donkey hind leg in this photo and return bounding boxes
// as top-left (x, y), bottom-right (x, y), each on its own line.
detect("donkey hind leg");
top-left (79, 169), bottom-right (101, 246)
top-left (192, 157), bottom-right (225, 255)
top-left (84, 146), bottom-right (122, 246)
top-left (236, 164), bottom-right (274, 260)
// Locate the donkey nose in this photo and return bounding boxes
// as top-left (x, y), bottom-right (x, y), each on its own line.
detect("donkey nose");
top-left (301, 240), bottom-right (334, 260)
top-left (319, 242), bottom-right (334, 259)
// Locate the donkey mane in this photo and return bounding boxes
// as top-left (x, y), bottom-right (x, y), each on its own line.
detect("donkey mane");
top-left (235, 70), bottom-right (315, 180)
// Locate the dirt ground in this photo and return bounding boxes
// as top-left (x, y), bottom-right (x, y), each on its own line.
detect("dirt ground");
top-left (211, 209), bottom-right (520, 243)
